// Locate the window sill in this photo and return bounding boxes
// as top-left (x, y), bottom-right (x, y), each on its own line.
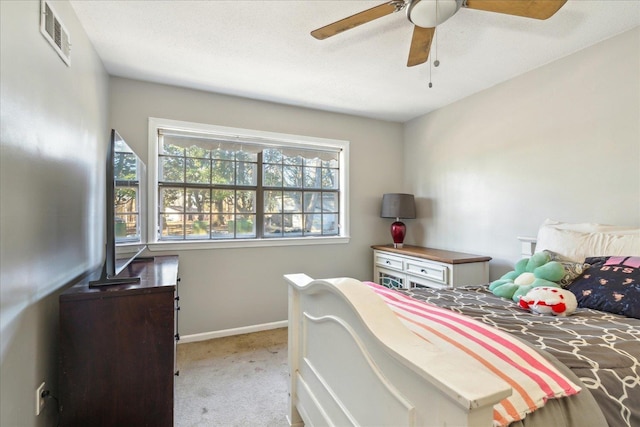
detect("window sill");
top-left (146, 235), bottom-right (350, 251)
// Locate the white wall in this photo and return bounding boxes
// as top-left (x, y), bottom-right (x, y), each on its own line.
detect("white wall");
top-left (108, 77), bottom-right (404, 336)
top-left (404, 27), bottom-right (640, 278)
top-left (0, 1), bottom-right (109, 426)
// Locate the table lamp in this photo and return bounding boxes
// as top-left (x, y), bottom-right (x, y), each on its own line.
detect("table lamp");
top-left (380, 193), bottom-right (416, 248)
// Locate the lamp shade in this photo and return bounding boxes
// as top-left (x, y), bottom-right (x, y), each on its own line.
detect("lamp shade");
top-left (380, 193), bottom-right (416, 219)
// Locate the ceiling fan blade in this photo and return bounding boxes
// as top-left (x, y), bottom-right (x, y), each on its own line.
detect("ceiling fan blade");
top-left (311, 1), bottom-right (401, 40)
top-left (407, 26), bottom-right (435, 67)
top-left (465, 0), bottom-right (568, 20)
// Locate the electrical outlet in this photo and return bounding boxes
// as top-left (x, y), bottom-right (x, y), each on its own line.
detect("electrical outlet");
top-left (35, 382), bottom-right (46, 416)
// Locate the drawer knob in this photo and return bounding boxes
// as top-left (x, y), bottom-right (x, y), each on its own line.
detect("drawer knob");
top-left (386, 260), bottom-right (391, 264)
top-left (421, 269), bottom-right (427, 274)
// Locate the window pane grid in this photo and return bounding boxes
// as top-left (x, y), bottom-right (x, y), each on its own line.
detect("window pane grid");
top-left (157, 132), bottom-right (341, 241)
top-left (262, 187), bottom-right (339, 238)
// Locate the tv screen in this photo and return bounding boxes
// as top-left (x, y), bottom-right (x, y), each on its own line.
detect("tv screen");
top-left (90, 130), bottom-right (146, 287)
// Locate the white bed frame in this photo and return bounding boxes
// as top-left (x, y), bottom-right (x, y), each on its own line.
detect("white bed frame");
top-left (285, 273), bottom-right (512, 427)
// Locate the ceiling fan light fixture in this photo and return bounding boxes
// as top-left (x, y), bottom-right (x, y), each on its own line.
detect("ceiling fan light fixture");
top-left (311, 0), bottom-right (569, 69)
top-left (407, 0), bottom-right (463, 28)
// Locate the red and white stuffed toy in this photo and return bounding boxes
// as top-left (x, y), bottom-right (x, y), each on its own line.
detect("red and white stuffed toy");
top-left (519, 286), bottom-right (577, 316)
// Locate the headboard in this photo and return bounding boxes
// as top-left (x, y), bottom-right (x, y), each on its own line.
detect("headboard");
top-left (532, 219), bottom-right (640, 261)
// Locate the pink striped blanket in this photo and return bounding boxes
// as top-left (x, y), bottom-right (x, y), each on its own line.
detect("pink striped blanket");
top-left (364, 282), bottom-right (581, 426)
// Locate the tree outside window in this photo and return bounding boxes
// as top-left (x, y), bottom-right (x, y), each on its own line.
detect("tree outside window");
top-left (155, 130), bottom-right (341, 242)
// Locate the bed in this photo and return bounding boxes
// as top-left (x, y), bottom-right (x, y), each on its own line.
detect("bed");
top-left (284, 220), bottom-right (640, 427)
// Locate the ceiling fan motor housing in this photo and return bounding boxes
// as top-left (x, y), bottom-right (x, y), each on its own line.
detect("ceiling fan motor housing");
top-left (407, 0), bottom-right (464, 28)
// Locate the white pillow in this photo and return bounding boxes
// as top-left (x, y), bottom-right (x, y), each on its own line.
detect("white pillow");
top-left (538, 218), bottom-right (639, 233)
top-left (535, 219), bottom-right (640, 262)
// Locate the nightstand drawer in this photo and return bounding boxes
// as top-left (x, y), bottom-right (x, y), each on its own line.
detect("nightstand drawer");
top-left (408, 275), bottom-right (450, 290)
top-left (374, 252), bottom-right (404, 271)
top-left (405, 259), bottom-right (448, 285)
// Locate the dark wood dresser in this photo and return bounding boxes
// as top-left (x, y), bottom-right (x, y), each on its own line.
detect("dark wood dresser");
top-left (59, 256), bottom-right (180, 427)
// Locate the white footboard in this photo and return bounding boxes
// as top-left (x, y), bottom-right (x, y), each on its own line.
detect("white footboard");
top-left (285, 274), bottom-right (511, 427)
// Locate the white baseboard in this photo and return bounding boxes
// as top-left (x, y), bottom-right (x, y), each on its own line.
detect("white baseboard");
top-left (179, 320), bottom-right (288, 344)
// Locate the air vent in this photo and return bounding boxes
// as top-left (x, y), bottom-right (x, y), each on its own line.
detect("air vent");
top-left (40, 0), bottom-right (71, 66)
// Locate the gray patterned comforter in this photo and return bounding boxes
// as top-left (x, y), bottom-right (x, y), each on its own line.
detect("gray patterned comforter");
top-left (401, 285), bottom-right (640, 427)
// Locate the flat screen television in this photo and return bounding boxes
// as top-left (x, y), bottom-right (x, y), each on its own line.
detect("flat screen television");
top-left (90, 129), bottom-right (147, 287)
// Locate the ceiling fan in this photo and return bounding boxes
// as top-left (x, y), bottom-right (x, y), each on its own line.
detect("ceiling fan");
top-left (311, 0), bottom-right (568, 67)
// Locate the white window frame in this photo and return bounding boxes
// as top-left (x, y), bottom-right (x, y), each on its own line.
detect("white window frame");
top-left (146, 117), bottom-right (350, 251)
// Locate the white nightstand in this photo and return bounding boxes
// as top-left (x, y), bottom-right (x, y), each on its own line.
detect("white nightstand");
top-left (372, 245), bottom-right (491, 290)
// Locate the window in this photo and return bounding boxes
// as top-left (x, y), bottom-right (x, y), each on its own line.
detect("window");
top-left (147, 118), bottom-right (349, 248)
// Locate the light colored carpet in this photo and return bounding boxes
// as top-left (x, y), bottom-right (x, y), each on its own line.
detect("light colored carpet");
top-left (175, 328), bottom-right (289, 427)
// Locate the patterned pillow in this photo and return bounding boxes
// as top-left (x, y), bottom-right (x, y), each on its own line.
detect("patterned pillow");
top-left (567, 256), bottom-right (640, 319)
top-left (543, 250), bottom-right (589, 287)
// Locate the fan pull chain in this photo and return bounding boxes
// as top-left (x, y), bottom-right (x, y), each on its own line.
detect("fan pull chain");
top-left (433, 26), bottom-right (440, 67)
top-left (428, 0), bottom-right (439, 88)
top-left (434, 0), bottom-right (440, 67)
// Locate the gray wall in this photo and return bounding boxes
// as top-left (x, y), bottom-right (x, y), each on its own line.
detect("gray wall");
top-left (404, 27), bottom-right (640, 278)
top-left (109, 77), bottom-right (404, 336)
top-left (0, 1), bottom-right (109, 426)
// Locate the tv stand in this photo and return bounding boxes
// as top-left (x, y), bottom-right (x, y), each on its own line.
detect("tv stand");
top-left (132, 256), bottom-right (156, 262)
top-left (88, 275), bottom-right (141, 287)
top-left (88, 256), bottom-right (158, 287)
top-left (59, 256), bottom-right (179, 426)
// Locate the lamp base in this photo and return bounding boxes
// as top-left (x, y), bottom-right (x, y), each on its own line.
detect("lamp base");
top-left (390, 221), bottom-right (406, 248)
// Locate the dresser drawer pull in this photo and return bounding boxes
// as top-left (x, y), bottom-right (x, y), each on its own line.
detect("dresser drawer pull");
top-left (386, 260), bottom-right (391, 265)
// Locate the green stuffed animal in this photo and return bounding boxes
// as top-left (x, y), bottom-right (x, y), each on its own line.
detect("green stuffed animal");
top-left (489, 252), bottom-right (565, 302)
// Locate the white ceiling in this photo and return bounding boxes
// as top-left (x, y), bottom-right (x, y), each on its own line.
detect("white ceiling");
top-left (69, 0), bottom-right (640, 123)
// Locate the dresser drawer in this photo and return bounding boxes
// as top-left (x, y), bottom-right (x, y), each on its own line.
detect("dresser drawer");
top-left (405, 258), bottom-right (448, 286)
top-left (374, 252), bottom-right (404, 271)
